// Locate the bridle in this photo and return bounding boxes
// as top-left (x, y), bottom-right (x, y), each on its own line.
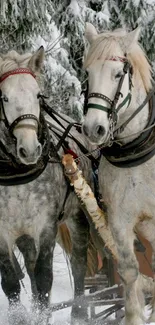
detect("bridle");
top-left (0, 68), bottom-right (39, 136)
top-left (84, 56), bottom-right (133, 140)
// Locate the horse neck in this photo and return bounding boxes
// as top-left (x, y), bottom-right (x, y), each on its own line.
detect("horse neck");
top-left (116, 74), bottom-right (149, 145)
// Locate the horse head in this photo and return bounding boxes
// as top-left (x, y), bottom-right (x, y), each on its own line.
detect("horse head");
top-left (0, 47), bottom-right (45, 165)
top-left (82, 23), bottom-right (152, 146)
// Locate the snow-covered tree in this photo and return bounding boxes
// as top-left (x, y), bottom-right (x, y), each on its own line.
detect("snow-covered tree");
top-left (1, 0), bottom-right (155, 120)
top-left (108, 0), bottom-right (148, 30)
top-left (108, 0), bottom-right (155, 65)
top-left (0, 0), bottom-right (52, 51)
top-left (32, 0), bottom-right (110, 121)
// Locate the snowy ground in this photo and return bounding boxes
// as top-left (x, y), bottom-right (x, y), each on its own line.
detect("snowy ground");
top-left (0, 244), bottom-right (72, 325)
top-left (0, 244), bottom-right (154, 325)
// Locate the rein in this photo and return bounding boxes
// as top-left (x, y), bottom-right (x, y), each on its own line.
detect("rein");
top-left (40, 96), bottom-right (99, 166)
top-left (114, 85), bottom-right (155, 136)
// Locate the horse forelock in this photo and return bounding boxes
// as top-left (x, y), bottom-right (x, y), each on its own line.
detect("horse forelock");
top-left (84, 29), bottom-right (152, 92)
top-left (0, 51), bottom-right (32, 75)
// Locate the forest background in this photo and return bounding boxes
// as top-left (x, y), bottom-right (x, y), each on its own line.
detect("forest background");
top-left (0, 0), bottom-right (154, 121)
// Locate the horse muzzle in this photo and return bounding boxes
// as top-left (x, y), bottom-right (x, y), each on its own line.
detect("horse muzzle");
top-left (82, 121), bottom-right (107, 145)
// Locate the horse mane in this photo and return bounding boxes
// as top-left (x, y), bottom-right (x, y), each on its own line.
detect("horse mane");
top-left (0, 50), bottom-right (31, 75)
top-left (84, 29), bottom-right (152, 92)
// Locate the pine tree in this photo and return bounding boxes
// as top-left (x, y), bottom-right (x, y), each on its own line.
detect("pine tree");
top-left (141, 2), bottom-right (155, 63)
top-left (0, 0), bottom-right (52, 52)
top-left (46, 0), bottom-right (110, 120)
top-left (0, 0), bottom-right (110, 120)
top-left (108, 0), bottom-right (155, 65)
top-left (108, 0), bottom-right (147, 30)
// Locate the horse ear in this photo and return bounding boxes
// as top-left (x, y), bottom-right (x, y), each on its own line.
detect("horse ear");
top-left (122, 27), bottom-right (141, 53)
top-left (85, 22), bottom-right (98, 44)
top-left (28, 46), bottom-right (45, 74)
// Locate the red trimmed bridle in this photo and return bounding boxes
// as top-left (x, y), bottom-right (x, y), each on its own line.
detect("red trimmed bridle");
top-left (0, 68), bottom-right (39, 135)
top-left (0, 68), bottom-right (36, 83)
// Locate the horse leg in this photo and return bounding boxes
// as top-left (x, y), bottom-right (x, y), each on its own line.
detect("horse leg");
top-left (16, 235), bottom-right (38, 299)
top-left (0, 250), bottom-right (20, 304)
top-left (148, 239), bottom-right (155, 323)
top-left (66, 208), bottom-right (90, 324)
top-left (0, 249), bottom-right (31, 325)
top-left (34, 223), bottom-right (57, 309)
top-left (137, 219), bottom-right (155, 323)
top-left (111, 225), bottom-right (145, 325)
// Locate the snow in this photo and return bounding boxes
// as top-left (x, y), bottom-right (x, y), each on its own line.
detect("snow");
top-left (69, 0), bottom-right (81, 17)
top-left (146, 0), bottom-right (155, 4)
top-left (0, 244), bottom-right (73, 325)
top-left (0, 244), bottom-right (155, 325)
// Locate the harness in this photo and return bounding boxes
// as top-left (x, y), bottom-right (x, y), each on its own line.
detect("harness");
top-left (40, 96), bottom-right (99, 166)
top-left (0, 68), bottom-right (99, 186)
top-left (84, 56), bottom-right (155, 167)
top-left (0, 113), bottom-right (50, 185)
top-left (0, 69), bottom-right (58, 185)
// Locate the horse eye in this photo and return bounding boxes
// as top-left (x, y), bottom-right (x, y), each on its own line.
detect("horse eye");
top-left (115, 72), bottom-right (123, 79)
top-left (3, 95), bottom-right (8, 102)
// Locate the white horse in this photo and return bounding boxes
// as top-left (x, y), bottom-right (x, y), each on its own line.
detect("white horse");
top-left (82, 22), bottom-right (155, 325)
top-left (0, 47), bottom-right (94, 325)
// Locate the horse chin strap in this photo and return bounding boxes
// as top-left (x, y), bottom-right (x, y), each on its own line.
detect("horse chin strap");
top-left (0, 68), bottom-right (39, 136)
top-left (86, 57), bottom-right (133, 141)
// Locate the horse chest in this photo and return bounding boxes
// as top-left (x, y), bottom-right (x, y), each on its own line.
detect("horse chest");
top-left (99, 157), bottom-right (155, 219)
top-left (0, 168), bottom-right (67, 241)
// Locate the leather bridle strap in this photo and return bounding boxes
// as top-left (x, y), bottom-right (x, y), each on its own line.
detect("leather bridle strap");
top-left (114, 85), bottom-right (155, 136)
top-left (0, 68), bottom-right (36, 83)
top-left (113, 61), bottom-right (131, 112)
top-left (88, 92), bottom-right (113, 105)
top-left (86, 59), bottom-right (131, 124)
top-left (9, 114), bottom-right (38, 134)
top-left (87, 103), bottom-right (110, 112)
top-left (117, 93), bottom-right (132, 112)
top-left (87, 92), bottom-right (113, 113)
top-left (0, 68), bottom-right (39, 134)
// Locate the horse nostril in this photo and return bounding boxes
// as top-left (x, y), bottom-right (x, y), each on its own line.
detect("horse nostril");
top-left (19, 147), bottom-right (27, 158)
top-left (83, 124), bottom-right (89, 137)
top-left (36, 144), bottom-right (42, 157)
top-left (96, 125), bottom-right (106, 137)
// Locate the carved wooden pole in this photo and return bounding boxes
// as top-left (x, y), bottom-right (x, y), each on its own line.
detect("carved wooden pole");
top-left (62, 154), bottom-right (118, 260)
